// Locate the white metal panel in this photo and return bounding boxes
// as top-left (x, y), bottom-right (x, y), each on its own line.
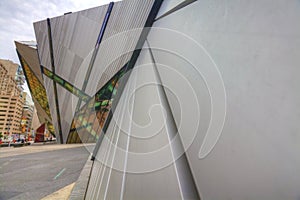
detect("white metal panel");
top-left (34, 20), bottom-right (52, 71)
top-left (155, 0), bottom-right (189, 19)
top-left (148, 0), bottom-right (300, 199)
top-left (56, 84), bottom-right (78, 143)
top-left (86, 47), bottom-right (196, 199)
top-left (85, 0), bottom-right (155, 96)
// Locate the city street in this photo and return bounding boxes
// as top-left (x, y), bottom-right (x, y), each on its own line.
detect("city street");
top-left (0, 144), bottom-right (93, 200)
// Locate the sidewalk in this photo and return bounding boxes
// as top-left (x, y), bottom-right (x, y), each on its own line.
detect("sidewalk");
top-left (0, 143), bottom-right (92, 158)
top-left (41, 183), bottom-right (76, 200)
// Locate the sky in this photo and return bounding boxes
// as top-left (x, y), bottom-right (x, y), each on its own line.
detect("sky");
top-left (0, 0), bottom-right (113, 95)
top-left (0, 0), bottom-right (113, 64)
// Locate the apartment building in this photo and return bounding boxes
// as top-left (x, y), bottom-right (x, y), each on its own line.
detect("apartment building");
top-left (0, 59), bottom-right (24, 138)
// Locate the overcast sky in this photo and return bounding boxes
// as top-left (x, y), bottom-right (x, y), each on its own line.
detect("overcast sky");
top-left (0, 0), bottom-right (113, 64)
top-left (0, 0), bottom-right (113, 96)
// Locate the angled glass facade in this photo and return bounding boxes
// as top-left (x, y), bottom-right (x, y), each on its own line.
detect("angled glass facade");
top-left (15, 41), bottom-right (55, 136)
top-left (67, 65), bottom-right (126, 143)
top-left (19, 57), bottom-right (51, 119)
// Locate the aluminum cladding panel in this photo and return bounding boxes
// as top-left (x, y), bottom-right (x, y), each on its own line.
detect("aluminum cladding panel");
top-left (86, 49), bottom-right (184, 199)
top-left (43, 76), bottom-right (60, 142)
top-left (15, 41), bottom-right (44, 83)
top-left (34, 20), bottom-right (51, 71)
top-left (85, 0), bottom-right (155, 96)
top-left (148, 0), bottom-right (300, 199)
top-left (34, 5), bottom-right (108, 87)
top-left (56, 84), bottom-right (78, 143)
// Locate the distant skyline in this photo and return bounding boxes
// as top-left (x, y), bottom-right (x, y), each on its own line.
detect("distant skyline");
top-left (0, 0), bottom-right (114, 64)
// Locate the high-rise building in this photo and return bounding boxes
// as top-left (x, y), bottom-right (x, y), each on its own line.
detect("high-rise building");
top-left (16, 0), bottom-right (300, 199)
top-left (0, 59), bottom-right (24, 138)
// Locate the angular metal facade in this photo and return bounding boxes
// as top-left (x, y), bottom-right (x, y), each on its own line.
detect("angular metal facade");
top-left (34, 0), bottom-right (158, 144)
top-left (32, 0), bottom-right (300, 199)
top-left (15, 41), bottom-right (55, 135)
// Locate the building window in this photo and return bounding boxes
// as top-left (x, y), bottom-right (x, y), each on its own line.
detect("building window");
top-left (67, 65), bottom-right (126, 143)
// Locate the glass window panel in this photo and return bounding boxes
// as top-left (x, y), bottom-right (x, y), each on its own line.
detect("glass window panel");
top-left (67, 65), bottom-right (127, 143)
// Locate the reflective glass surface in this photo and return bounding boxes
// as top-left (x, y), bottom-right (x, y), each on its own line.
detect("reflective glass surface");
top-left (67, 65), bottom-right (126, 143)
top-left (20, 57), bottom-right (52, 119)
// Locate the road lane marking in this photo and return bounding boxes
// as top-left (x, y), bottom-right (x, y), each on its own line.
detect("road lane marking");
top-left (53, 168), bottom-right (66, 180)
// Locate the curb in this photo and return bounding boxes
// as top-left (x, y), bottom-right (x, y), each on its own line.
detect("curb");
top-left (69, 156), bottom-right (93, 200)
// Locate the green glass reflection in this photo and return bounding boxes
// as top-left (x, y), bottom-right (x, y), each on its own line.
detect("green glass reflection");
top-left (43, 67), bottom-right (54, 78)
top-left (67, 65), bottom-right (127, 143)
top-left (20, 57), bottom-right (52, 120)
top-left (53, 75), bottom-right (64, 85)
top-left (64, 82), bottom-right (74, 93)
top-left (42, 66), bottom-right (90, 102)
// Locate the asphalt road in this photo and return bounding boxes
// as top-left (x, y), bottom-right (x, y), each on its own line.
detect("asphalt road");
top-left (0, 145), bottom-right (92, 200)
